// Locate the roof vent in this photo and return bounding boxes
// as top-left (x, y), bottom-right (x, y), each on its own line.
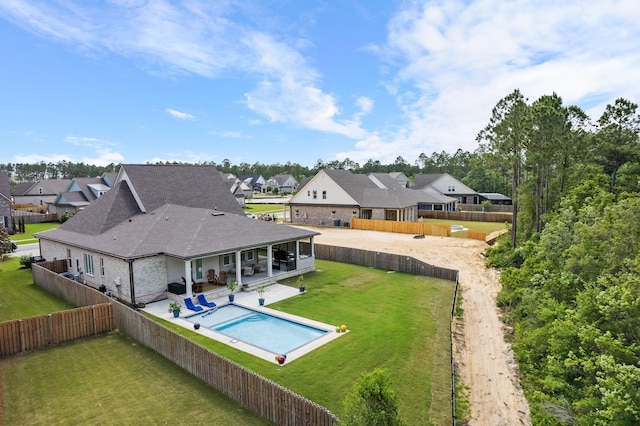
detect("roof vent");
top-left (211, 212), bottom-right (224, 216)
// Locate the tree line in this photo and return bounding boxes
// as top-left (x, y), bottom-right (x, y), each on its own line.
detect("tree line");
top-left (483, 90), bottom-right (640, 424)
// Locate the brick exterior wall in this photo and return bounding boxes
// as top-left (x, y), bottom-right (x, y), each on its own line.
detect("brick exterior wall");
top-left (290, 205), bottom-right (359, 226)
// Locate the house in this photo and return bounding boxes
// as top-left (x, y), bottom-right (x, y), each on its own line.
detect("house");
top-left (289, 170), bottom-right (455, 226)
top-left (12, 179), bottom-right (71, 210)
top-left (388, 172), bottom-right (411, 188)
top-left (266, 174), bottom-right (299, 194)
top-left (412, 173), bottom-right (481, 205)
top-left (52, 173), bottom-right (116, 215)
top-left (37, 164), bottom-right (319, 306)
top-left (0, 171), bottom-right (12, 232)
top-left (480, 193), bottom-right (512, 205)
top-left (239, 175), bottom-right (266, 193)
top-left (221, 172), bottom-right (252, 202)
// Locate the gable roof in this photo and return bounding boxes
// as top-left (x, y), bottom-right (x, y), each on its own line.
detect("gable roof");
top-left (269, 174), bottom-right (297, 185)
top-left (0, 171), bottom-right (11, 202)
top-left (41, 202), bottom-right (318, 260)
top-left (13, 181), bottom-right (36, 196)
top-left (58, 179), bottom-right (143, 235)
top-left (117, 164), bottom-right (244, 215)
top-left (413, 174), bottom-right (443, 189)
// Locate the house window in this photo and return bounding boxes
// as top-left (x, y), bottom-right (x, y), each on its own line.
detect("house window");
top-left (67, 249), bottom-right (72, 268)
top-left (195, 259), bottom-right (203, 279)
top-left (241, 251), bottom-right (255, 261)
top-left (223, 254), bottom-right (232, 266)
top-left (38, 187), bottom-right (43, 194)
top-left (295, 209), bottom-right (300, 218)
top-left (307, 190), bottom-right (310, 197)
top-left (100, 258), bottom-right (105, 276)
top-left (322, 190), bottom-right (327, 199)
top-left (312, 190), bottom-right (317, 199)
top-left (448, 185), bottom-right (455, 192)
top-left (352, 210), bottom-right (357, 216)
top-left (84, 254), bottom-right (94, 276)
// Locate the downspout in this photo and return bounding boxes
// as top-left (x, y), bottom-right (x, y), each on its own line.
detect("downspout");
top-left (126, 259), bottom-right (136, 308)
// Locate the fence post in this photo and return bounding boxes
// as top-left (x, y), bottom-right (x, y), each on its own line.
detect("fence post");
top-left (47, 314), bottom-right (53, 345)
top-left (92, 305), bottom-right (97, 335)
top-left (19, 319), bottom-right (25, 353)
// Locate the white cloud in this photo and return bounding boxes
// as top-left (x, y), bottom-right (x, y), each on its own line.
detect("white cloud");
top-left (13, 153), bottom-right (74, 164)
top-left (166, 108), bottom-right (194, 120)
top-left (337, 0), bottom-right (640, 164)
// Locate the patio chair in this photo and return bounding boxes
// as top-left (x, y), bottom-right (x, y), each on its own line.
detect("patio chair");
top-left (184, 297), bottom-right (203, 312)
top-left (218, 271), bottom-right (228, 286)
top-left (197, 294), bottom-right (217, 308)
top-left (207, 269), bottom-right (217, 284)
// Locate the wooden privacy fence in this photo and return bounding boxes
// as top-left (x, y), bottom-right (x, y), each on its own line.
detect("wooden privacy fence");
top-left (31, 263), bottom-right (339, 426)
top-left (11, 212), bottom-right (58, 223)
top-left (314, 244), bottom-right (458, 282)
top-left (314, 244), bottom-right (460, 425)
top-left (0, 304), bottom-right (115, 357)
top-left (419, 210), bottom-right (512, 223)
top-left (351, 218), bottom-right (450, 237)
top-left (114, 304), bottom-right (339, 426)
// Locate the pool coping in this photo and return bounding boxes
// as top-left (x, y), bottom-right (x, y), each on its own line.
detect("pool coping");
top-left (141, 284), bottom-right (347, 364)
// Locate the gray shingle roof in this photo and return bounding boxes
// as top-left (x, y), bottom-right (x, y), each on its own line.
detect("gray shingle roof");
top-left (412, 174), bottom-right (443, 189)
top-left (119, 164), bottom-right (244, 215)
top-left (0, 171), bottom-right (10, 201)
top-left (59, 180), bottom-right (142, 235)
top-left (41, 203), bottom-right (318, 260)
top-left (13, 181), bottom-right (36, 196)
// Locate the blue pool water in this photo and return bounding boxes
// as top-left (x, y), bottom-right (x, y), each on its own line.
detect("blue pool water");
top-left (186, 304), bottom-right (329, 355)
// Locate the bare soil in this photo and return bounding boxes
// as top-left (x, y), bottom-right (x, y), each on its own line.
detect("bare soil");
top-left (301, 226), bottom-right (531, 426)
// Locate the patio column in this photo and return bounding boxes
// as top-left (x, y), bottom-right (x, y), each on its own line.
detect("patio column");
top-left (295, 240), bottom-right (300, 260)
top-left (184, 260), bottom-right (193, 298)
top-left (267, 244), bottom-right (273, 277)
top-left (235, 251), bottom-right (242, 285)
top-left (310, 236), bottom-right (315, 257)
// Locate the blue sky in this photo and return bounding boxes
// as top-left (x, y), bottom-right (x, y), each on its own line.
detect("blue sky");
top-left (1, 1), bottom-right (639, 168)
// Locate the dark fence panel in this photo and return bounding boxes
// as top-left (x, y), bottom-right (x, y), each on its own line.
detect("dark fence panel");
top-left (419, 210), bottom-right (512, 223)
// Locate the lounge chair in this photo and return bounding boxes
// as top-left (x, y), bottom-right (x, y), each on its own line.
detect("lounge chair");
top-left (218, 270), bottom-right (228, 286)
top-left (184, 297), bottom-right (203, 312)
top-left (207, 269), bottom-right (217, 284)
top-left (197, 294), bottom-right (217, 308)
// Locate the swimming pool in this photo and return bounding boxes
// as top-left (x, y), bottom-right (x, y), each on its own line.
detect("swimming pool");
top-left (185, 304), bottom-right (330, 355)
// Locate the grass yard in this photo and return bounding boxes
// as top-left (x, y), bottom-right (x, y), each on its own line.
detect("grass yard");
top-left (154, 260), bottom-right (455, 425)
top-left (1, 257), bottom-right (454, 425)
top-left (244, 203), bottom-right (285, 215)
top-left (9, 222), bottom-right (59, 245)
top-left (0, 333), bottom-right (271, 425)
top-left (0, 257), bottom-right (73, 320)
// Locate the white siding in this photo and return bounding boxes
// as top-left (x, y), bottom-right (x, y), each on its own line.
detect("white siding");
top-left (290, 171), bottom-right (357, 205)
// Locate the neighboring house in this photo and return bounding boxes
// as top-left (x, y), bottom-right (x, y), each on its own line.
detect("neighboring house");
top-left (413, 173), bottom-right (481, 205)
top-left (220, 172), bottom-right (252, 204)
top-left (289, 169), bottom-right (453, 225)
top-left (52, 174), bottom-right (115, 215)
top-left (388, 172), bottom-right (411, 188)
top-left (0, 171), bottom-right (12, 232)
top-left (12, 179), bottom-right (71, 210)
top-left (480, 193), bottom-right (513, 205)
top-left (239, 175), bottom-right (266, 193)
top-left (37, 164), bottom-right (319, 306)
top-left (266, 174), bottom-right (299, 194)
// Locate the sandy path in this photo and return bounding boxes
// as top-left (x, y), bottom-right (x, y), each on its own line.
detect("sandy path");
top-left (299, 226), bottom-right (531, 426)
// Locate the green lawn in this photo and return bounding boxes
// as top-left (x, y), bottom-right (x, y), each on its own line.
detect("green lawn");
top-left (153, 260), bottom-right (454, 425)
top-left (0, 333), bottom-right (271, 425)
top-left (0, 257), bottom-right (73, 319)
top-left (244, 203), bottom-right (286, 215)
top-left (10, 222), bottom-right (60, 245)
top-left (0, 258), bottom-right (454, 425)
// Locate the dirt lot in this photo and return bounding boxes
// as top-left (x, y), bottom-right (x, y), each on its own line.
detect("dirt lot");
top-left (301, 226), bottom-right (531, 426)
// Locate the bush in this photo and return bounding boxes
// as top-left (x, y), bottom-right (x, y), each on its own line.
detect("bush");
top-left (19, 255), bottom-right (31, 268)
top-left (342, 368), bottom-right (406, 426)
